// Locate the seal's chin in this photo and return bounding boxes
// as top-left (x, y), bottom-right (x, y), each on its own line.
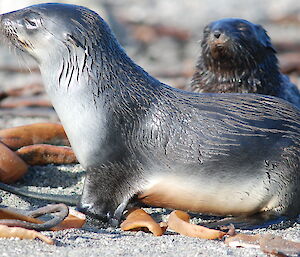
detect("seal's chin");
top-left (1, 29), bottom-right (27, 54)
top-left (3, 33), bottom-right (38, 62)
top-left (210, 43), bottom-right (227, 59)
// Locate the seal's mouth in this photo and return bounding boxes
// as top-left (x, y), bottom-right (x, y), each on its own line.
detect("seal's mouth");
top-left (17, 39), bottom-right (31, 49)
top-left (0, 17), bottom-right (32, 53)
top-left (209, 40), bottom-right (229, 59)
top-left (206, 32), bottom-right (232, 60)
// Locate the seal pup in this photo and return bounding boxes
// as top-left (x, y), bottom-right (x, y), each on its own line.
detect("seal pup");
top-left (190, 18), bottom-right (300, 109)
top-left (1, 4), bottom-right (300, 225)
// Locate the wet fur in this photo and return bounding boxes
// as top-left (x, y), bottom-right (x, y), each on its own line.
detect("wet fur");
top-left (1, 5), bottom-right (300, 223)
top-left (191, 18), bottom-right (300, 109)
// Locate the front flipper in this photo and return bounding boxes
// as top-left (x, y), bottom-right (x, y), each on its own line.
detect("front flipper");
top-left (77, 162), bottom-right (142, 226)
top-left (109, 200), bottom-right (131, 227)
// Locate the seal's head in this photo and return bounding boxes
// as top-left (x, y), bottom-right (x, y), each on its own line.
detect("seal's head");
top-left (202, 18), bottom-right (276, 71)
top-left (191, 18), bottom-right (282, 94)
top-left (0, 3), bottom-right (110, 64)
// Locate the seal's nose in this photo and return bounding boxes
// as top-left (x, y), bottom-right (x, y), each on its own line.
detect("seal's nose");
top-left (0, 12), bottom-right (10, 23)
top-left (213, 30), bottom-right (222, 39)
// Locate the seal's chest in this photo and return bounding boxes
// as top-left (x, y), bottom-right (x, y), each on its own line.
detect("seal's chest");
top-left (47, 92), bottom-right (108, 167)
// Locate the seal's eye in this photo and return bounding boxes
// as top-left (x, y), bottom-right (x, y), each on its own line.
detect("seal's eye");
top-left (203, 26), bottom-right (211, 35)
top-left (24, 18), bottom-right (38, 29)
top-left (23, 12), bottom-right (41, 30)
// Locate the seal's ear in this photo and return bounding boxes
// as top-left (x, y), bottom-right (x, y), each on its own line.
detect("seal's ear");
top-left (255, 25), bottom-right (276, 53)
top-left (65, 33), bottom-right (85, 49)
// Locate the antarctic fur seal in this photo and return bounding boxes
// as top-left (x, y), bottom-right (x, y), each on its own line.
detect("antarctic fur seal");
top-left (1, 4), bottom-right (300, 225)
top-left (190, 18), bottom-right (300, 109)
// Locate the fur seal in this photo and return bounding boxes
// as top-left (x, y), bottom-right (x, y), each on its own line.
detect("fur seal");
top-left (190, 18), bottom-right (300, 109)
top-left (1, 4), bottom-right (300, 225)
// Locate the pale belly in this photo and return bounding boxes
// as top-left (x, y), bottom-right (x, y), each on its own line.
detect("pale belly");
top-left (138, 174), bottom-right (277, 216)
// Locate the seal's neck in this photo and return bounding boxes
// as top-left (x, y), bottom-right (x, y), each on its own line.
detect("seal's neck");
top-left (39, 32), bottom-right (161, 167)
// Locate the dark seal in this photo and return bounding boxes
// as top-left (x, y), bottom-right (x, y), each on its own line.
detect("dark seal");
top-left (1, 4), bottom-right (300, 225)
top-left (190, 18), bottom-right (300, 109)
